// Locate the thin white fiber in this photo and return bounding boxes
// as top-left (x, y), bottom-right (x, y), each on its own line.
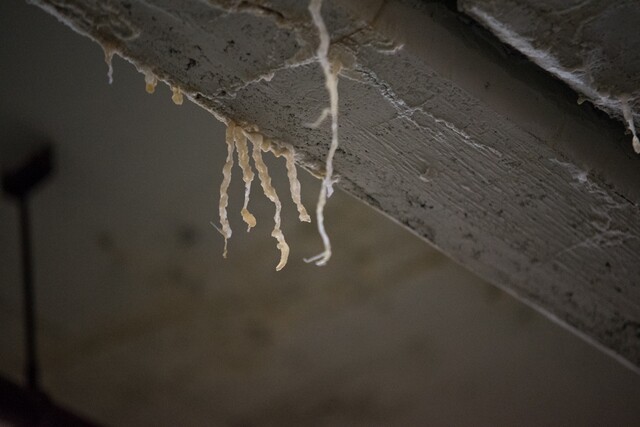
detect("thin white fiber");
top-left (305, 0), bottom-right (340, 266)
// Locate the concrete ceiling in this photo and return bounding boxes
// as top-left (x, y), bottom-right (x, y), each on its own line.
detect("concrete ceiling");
top-left (1, 1), bottom-right (640, 426)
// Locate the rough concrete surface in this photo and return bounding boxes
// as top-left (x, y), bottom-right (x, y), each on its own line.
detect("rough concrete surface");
top-left (27, 0), bottom-right (640, 372)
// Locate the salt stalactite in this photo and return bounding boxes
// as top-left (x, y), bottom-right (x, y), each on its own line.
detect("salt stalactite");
top-left (171, 86), bottom-right (184, 105)
top-left (144, 70), bottom-right (158, 94)
top-left (305, 0), bottom-right (341, 266)
top-left (103, 45), bottom-right (116, 84)
top-left (234, 126), bottom-right (257, 231)
top-left (247, 132), bottom-right (290, 271)
top-left (282, 148), bottom-right (311, 222)
top-left (621, 97), bottom-right (640, 154)
top-left (218, 121), bottom-right (236, 258)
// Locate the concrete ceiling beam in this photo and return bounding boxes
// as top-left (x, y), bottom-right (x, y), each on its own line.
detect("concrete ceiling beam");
top-left (29, 0), bottom-right (640, 372)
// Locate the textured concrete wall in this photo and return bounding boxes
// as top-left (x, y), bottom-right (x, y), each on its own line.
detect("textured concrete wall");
top-left (28, 0), bottom-right (640, 371)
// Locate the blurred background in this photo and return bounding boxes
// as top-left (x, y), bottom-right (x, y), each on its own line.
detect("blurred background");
top-left (1, 1), bottom-right (640, 425)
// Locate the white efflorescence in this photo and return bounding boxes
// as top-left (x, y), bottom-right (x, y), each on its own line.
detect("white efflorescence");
top-left (305, 0), bottom-right (341, 266)
top-left (94, 34), bottom-right (315, 270)
top-left (234, 126), bottom-right (257, 231)
top-left (246, 132), bottom-right (291, 271)
top-left (109, 0), bottom-right (323, 269)
top-left (621, 98), bottom-right (640, 154)
top-left (218, 121), bottom-right (236, 258)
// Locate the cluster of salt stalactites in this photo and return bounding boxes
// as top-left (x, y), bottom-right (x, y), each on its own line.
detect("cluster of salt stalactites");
top-left (131, 63), bottom-right (313, 271)
top-left (216, 121), bottom-right (310, 271)
top-left (114, 0), bottom-right (338, 270)
top-left (216, 0), bottom-right (338, 270)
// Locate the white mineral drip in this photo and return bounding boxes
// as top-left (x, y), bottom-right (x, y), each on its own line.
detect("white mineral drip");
top-left (234, 126), bottom-right (257, 231)
top-left (247, 132), bottom-right (290, 271)
top-left (103, 45), bottom-right (115, 84)
top-left (218, 121), bottom-right (236, 258)
top-left (621, 98), bottom-right (640, 154)
top-left (171, 86), bottom-right (184, 105)
top-left (305, 0), bottom-right (340, 266)
top-left (144, 69), bottom-right (158, 94)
